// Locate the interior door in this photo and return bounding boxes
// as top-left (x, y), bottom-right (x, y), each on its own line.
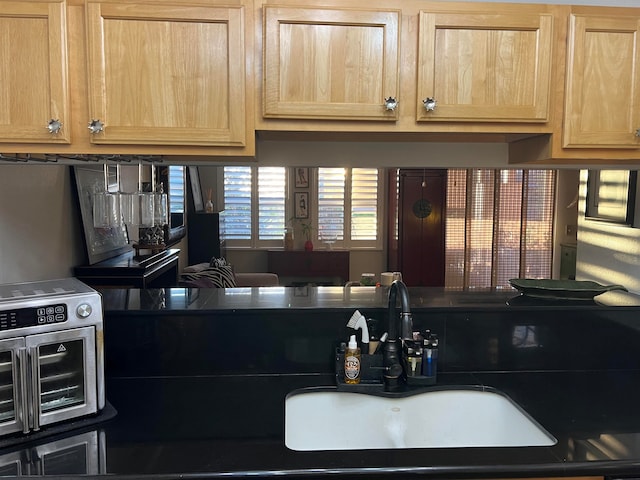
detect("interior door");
top-left (398, 170), bottom-right (446, 286)
top-left (26, 327), bottom-right (97, 429)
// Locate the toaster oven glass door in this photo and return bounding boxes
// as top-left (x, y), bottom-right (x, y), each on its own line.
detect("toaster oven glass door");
top-left (26, 326), bottom-right (98, 430)
top-left (0, 338), bottom-right (27, 437)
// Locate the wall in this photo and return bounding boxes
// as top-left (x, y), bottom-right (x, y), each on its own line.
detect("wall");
top-left (0, 165), bottom-right (84, 284)
top-left (576, 170), bottom-right (640, 294)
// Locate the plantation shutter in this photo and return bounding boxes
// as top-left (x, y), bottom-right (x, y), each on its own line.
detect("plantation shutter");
top-left (258, 167), bottom-right (286, 240)
top-left (351, 168), bottom-right (378, 241)
top-left (223, 166), bottom-right (252, 240)
top-left (318, 168), bottom-right (345, 241)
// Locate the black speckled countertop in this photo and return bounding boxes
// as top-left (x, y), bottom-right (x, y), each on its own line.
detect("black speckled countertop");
top-left (100, 285), bottom-right (638, 311)
top-left (3, 286), bottom-right (640, 479)
top-left (101, 370), bottom-right (640, 478)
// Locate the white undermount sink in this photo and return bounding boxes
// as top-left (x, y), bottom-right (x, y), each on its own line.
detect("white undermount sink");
top-left (285, 387), bottom-right (557, 451)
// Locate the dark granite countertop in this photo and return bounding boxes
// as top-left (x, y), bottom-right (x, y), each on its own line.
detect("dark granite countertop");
top-left (95, 370), bottom-right (640, 477)
top-left (4, 286), bottom-right (640, 478)
top-left (98, 285), bottom-right (640, 312)
top-left (3, 371), bottom-right (640, 478)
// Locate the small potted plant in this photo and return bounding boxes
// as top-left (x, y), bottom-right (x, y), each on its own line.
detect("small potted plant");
top-left (290, 216), bottom-right (315, 251)
top-left (300, 220), bottom-right (315, 251)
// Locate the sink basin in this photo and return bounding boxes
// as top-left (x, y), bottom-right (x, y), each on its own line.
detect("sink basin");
top-left (285, 387), bottom-right (556, 451)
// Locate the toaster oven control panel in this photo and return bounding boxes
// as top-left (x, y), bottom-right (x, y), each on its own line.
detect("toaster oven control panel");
top-left (0, 304), bottom-right (67, 331)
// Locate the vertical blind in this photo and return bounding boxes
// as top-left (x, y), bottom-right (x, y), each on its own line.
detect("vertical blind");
top-left (445, 169), bottom-right (556, 289)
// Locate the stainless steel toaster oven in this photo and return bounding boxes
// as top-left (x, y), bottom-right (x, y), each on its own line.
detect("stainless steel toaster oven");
top-left (0, 278), bottom-right (104, 437)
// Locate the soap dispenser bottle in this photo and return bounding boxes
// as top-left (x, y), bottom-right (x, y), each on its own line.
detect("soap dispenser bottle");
top-left (344, 335), bottom-right (361, 384)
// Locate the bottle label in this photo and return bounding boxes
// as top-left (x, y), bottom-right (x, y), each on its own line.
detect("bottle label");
top-left (344, 355), bottom-right (360, 380)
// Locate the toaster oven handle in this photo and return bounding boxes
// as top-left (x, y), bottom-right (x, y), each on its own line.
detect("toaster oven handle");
top-left (29, 346), bottom-right (40, 432)
top-left (17, 348), bottom-right (30, 434)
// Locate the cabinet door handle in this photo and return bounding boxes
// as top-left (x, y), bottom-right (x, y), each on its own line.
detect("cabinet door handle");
top-left (88, 119), bottom-right (104, 134)
top-left (384, 97), bottom-right (398, 111)
top-left (422, 97), bottom-right (437, 112)
top-left (47, 119), bottom-right (62, 134)
top-left (635, 129), bottom-right (640, 137)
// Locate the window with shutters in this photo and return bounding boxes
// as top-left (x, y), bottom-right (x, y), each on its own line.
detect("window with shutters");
top-left (168, 166), bottom-right (185, 216)
top-left (223, 166), bottom-right (286, 248)
top-left (317, 168), bottom-right (382, 249)
top-left (223, 166), bottom-right (382, 249)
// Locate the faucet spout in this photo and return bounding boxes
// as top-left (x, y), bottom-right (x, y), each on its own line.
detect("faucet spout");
top-left (383, 280), bottom-right (413, 391)
top-left (387, 280), bottom-right (413, 341)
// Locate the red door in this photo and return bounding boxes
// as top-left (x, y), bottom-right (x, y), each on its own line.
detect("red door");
top-left (398, 170), bottom-right (446, 286)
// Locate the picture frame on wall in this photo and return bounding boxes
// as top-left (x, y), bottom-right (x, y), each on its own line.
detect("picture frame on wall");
top-left (295, 167), bottom-right (309, 188)
top-left (295, 192), bottom-right (309, 219)
top-left (585, 169), bottom-right (637, 226)
top-left (188, 166), bottom-right (204, 212)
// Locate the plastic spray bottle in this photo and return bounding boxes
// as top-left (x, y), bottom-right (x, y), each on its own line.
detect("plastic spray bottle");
top-left (344, 335), bottom-right (361, 384)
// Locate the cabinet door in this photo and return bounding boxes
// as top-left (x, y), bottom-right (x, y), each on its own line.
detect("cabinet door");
top-left (0, 1), bottom-right (70, 144)
top-left (86, 2), bottom-right (247, 147)
top-left (417, 11), bottom-right (552, 123)
top-left (263, 6), bottom-right (400, 121)
top-left (564, 14), bottom-right (640, 149)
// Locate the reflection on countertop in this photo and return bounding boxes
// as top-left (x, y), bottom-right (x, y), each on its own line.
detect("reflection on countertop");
top-left (98, 285), bottom-right (624, 312)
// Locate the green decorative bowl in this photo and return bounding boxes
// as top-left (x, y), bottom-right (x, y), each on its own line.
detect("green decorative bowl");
top-left (508, 279), bottom-right (627, 300)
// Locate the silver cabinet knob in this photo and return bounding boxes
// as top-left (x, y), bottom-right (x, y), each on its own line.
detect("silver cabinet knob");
top-left (635, 129), bottom-right (640, 137)
top-left (47, 119), bottom-right (62, 134)
top-left (384, 97), bottom-right (398, 111)
top-left (423, 97), bottom-right (437, 112)
top-left (88, 119), bottom-right (104, 134)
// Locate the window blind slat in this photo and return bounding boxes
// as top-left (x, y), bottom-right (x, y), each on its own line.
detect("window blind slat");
top-left (445, 169), bottom-right (554, 290)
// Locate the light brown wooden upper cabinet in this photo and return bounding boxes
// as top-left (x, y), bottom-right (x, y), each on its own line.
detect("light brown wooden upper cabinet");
top-left (563, 12), bottom-right (640, 149)
top-left (416, 10), bottom-right (553, 123)
top-left (85, 1), bottom-right (248, 147)
top-left (262, 6), bottom-right (400, 121)
top-left (0, 0), bottom-right (70, 144)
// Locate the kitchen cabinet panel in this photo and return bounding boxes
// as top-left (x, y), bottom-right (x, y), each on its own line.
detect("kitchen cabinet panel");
top-left (263, 6), bottom-right (400, 121)
top-left (563, 13), bottom-right (640, 149)
top-left (417, 10), bottom-right (553, 123)
top-left (0, 1), bottom-right (70, 144)
top-left (86, 1), bottom-right (248, 147)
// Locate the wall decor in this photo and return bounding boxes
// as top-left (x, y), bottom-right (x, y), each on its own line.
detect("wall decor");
top-left (585, 169), bottom-right (637, 225)
top-left (188, 166), bottom-right (204, 212)
top-left (295, 167), bottom-right (309, 188)
top-left (72, 165), bottom-right (131, 265)
top-left (295, 192), bottom-right (309, 219)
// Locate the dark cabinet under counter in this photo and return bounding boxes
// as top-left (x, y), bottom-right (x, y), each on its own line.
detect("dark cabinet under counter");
top-left (74, 249), bottom-right (180, 288)
top-left (267, 250), bottom-right (349, 285)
